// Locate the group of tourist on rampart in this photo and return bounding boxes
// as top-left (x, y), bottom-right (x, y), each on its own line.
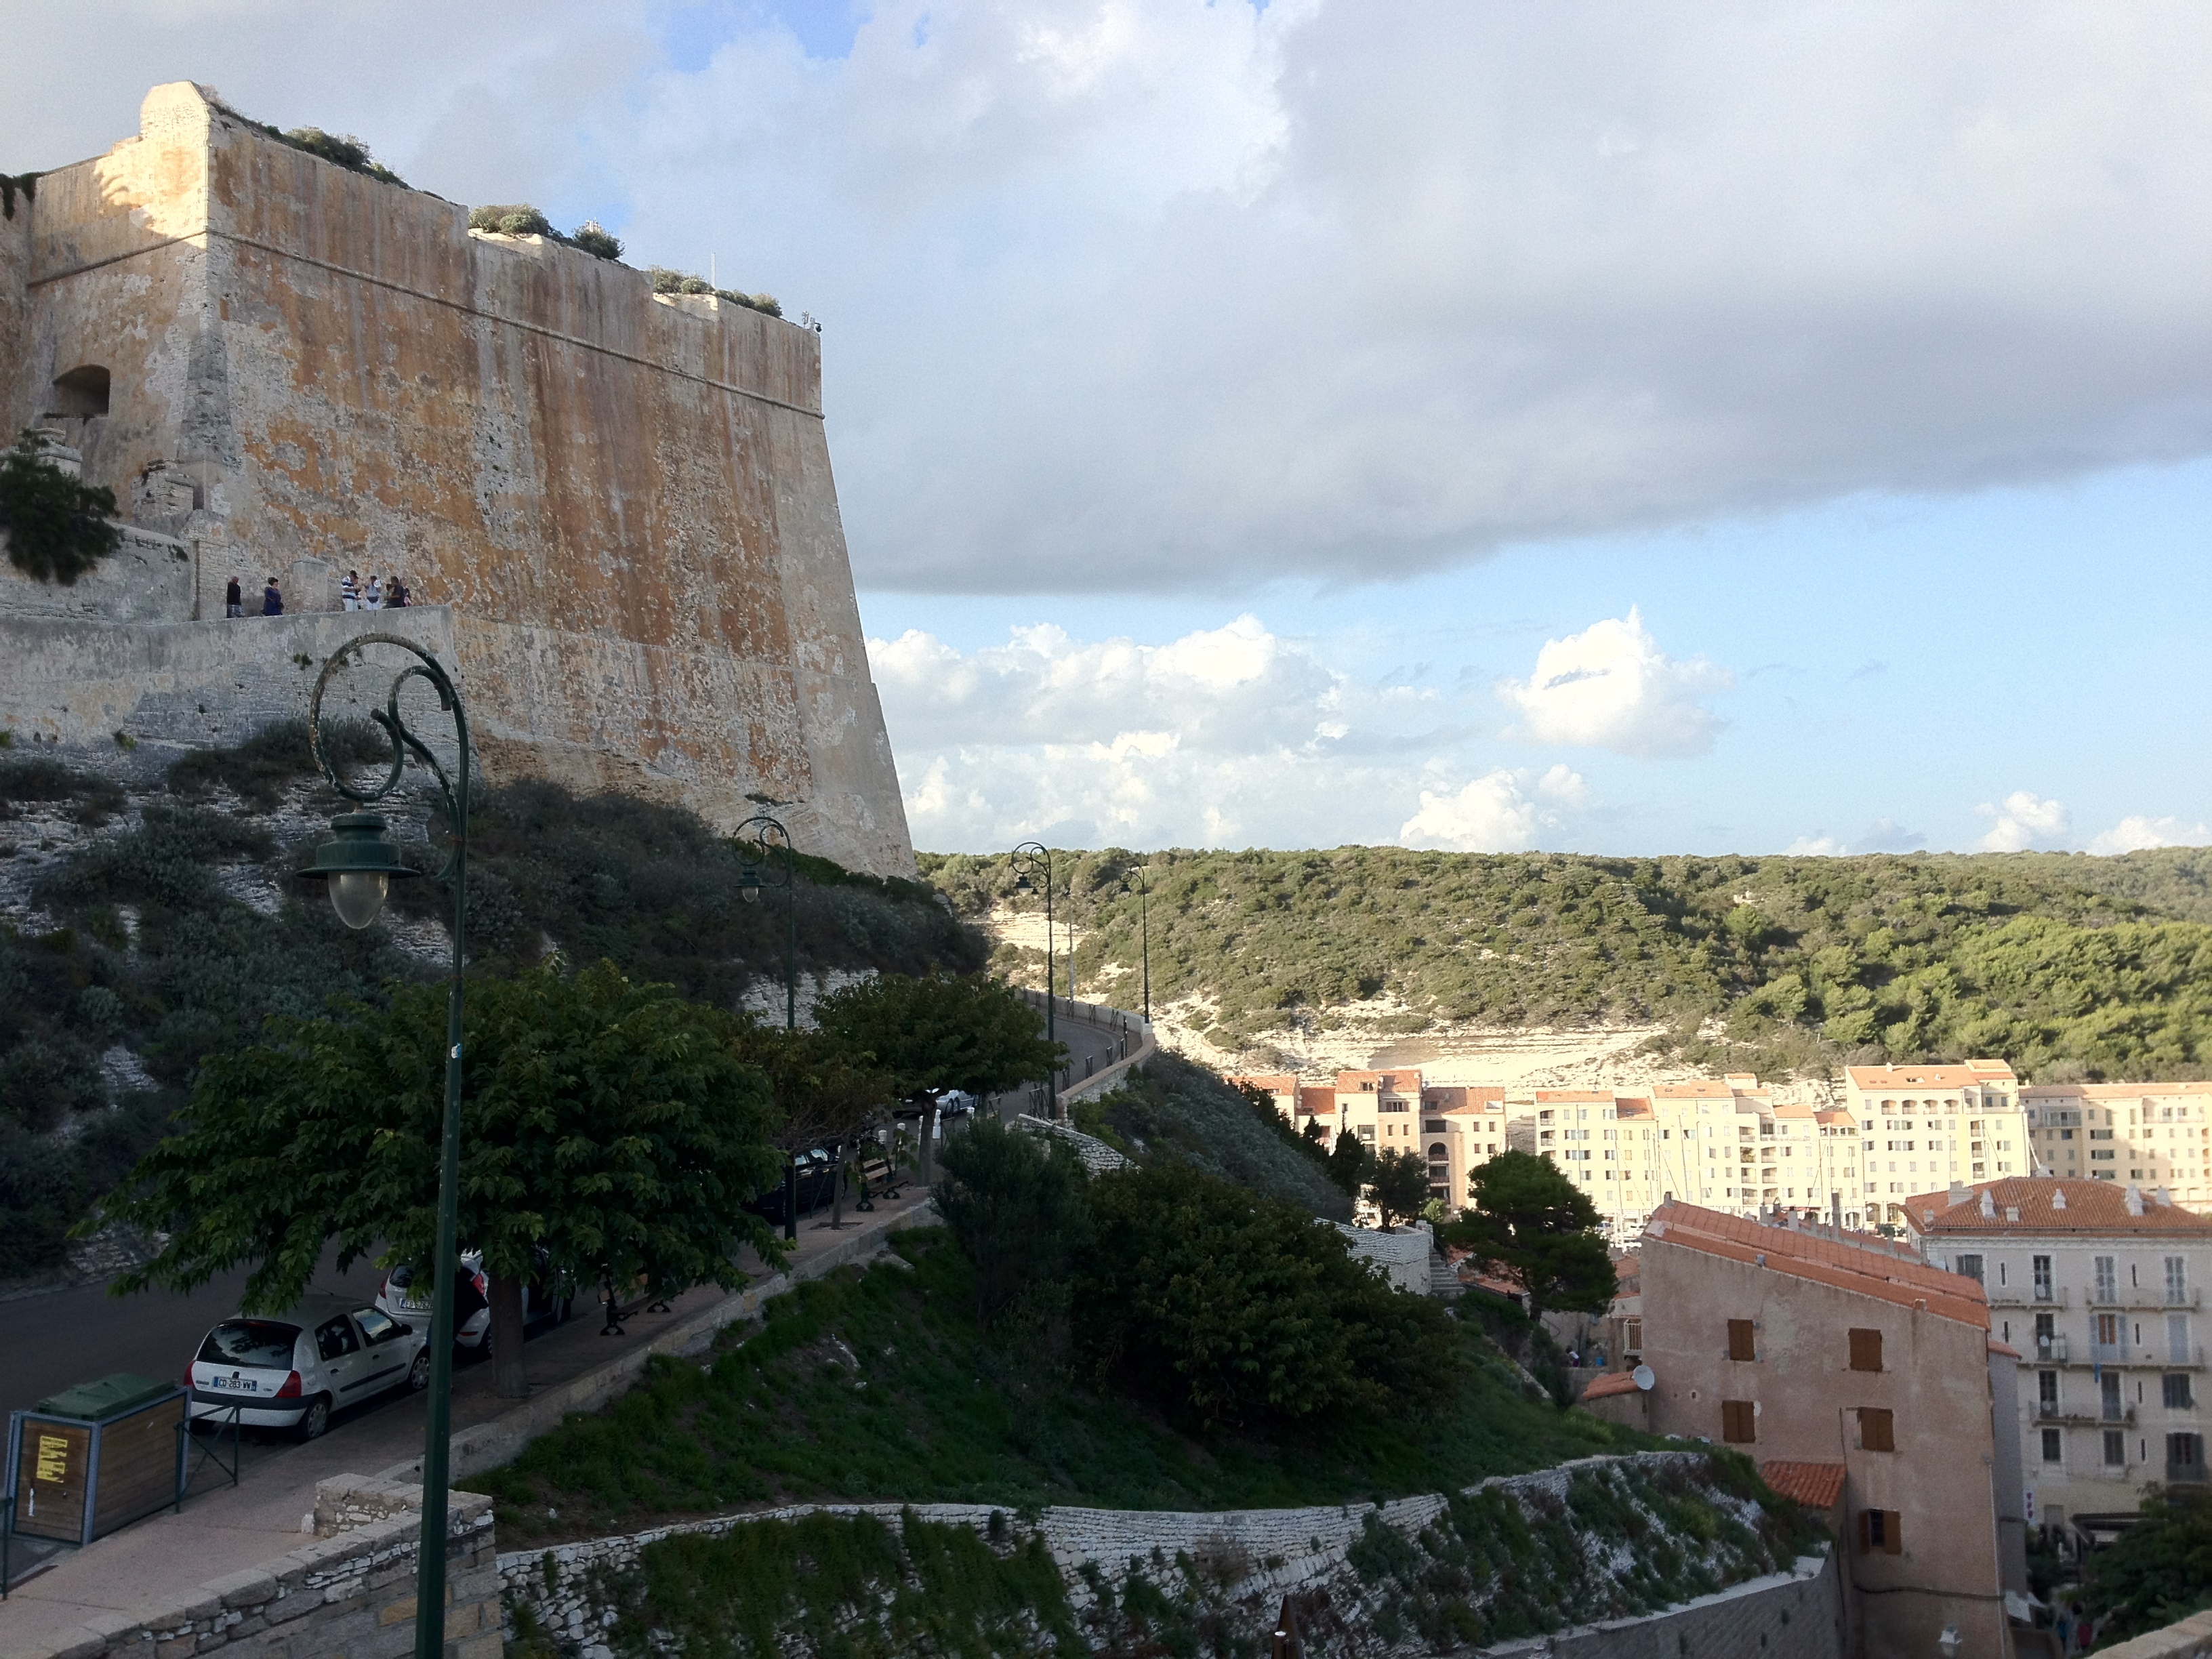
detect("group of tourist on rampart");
top-left (222, 568), bottom-right (414, 618)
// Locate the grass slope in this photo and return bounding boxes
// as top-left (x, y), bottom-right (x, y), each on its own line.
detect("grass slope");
top-left (468, 1227), bottom-right (1629, 1544)
top-left (923, 846), bottom-right (2212, 1079)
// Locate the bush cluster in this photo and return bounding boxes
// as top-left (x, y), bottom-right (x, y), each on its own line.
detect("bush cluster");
top-left (0, 428), bottom-right (121, 584)
top-left (646, 266), bottom-right (783, 318)
top-left (925, 845), bottom-right (2212, 1080)
top-left (466, 204), bottom-right (624, 261)
top-left (212, 101), bottom-right (408, 187)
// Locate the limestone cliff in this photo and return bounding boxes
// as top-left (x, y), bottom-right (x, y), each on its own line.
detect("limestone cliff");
top-left (0, 83), bottom-right (914, 878)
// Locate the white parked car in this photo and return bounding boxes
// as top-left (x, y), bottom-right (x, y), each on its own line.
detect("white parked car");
top-left (188, 1294), bottom-right (428, 1439)
top-left (375, 1250), bottom-right (575, 1351)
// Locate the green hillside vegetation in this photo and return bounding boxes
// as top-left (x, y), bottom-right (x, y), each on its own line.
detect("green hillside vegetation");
top-left (922, 846), bottom-right (2212, 1080)
top-left (0, 729), bottom-right (983, 1277)
top-left (468, 1223), bottom-right (1629, 1544)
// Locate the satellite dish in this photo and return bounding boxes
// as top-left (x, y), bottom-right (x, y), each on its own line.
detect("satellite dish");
top-left (1633, 1364), bottom-right (1656, 1391)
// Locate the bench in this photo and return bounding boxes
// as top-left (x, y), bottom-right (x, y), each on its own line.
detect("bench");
top-left (855, 1155), bottom-right (904, 1209)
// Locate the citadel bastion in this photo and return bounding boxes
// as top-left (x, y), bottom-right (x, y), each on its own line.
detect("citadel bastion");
top-left (0, 82), bottom-right (915, 879)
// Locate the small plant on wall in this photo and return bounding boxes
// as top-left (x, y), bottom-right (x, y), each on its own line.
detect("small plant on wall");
top-left (0, 429), bottom-right (121, 584)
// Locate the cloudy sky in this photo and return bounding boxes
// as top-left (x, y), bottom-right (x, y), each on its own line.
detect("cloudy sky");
top-left (9, 2), bottom-right (2209, 855)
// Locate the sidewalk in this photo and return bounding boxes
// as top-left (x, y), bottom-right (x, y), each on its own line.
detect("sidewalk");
top-left (0, 1187), bottom-right (939, 1653)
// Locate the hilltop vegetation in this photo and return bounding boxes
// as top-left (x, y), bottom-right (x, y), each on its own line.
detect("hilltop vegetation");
top-left (0, 730), bottom-right (983, 1278)
top-left (922, 846), bottom-right (2212, 1082)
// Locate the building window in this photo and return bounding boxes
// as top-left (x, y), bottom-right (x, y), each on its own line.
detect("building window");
top-left (1954, 1254), bottom-right (1984, 1285)
top-left (2165, 1374), bottom-right (2195, 1410)
top-left (2095, 1256), bottom-right (2118, 1302)
top-left (1859, 1408), bottom-right (1896, 1452)
top-left (2172, 1315), bottom-right (2194, 1365)
top-left (1848, 1328), bottom-right (1883, 1372)
top-left (2169, 1257), bottom-right (2189, 1305)
top-left (1721, 1399), bottom-right (1757, 1443)
top-left (1726, 1320), bottom-right (1757, 1361)
top-left (1858, 1509), bottom-right (1901, 1555)
top-left (2104, 1430), bottom-right (2127, 1467)
top-left (2042, 1429), bottom-right (2063, 1463)
top-left (1623, 1317), bottom-right (1643, 1355)
top-left (2040, 1370), bottom-right (2060, 1413)
top-left (2170, 1434), bottom-right (2207, 1481)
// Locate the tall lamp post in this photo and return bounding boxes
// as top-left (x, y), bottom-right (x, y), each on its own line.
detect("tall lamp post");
top-left (1122, 861), bottom-right (1151, 1024)
top-left (1009, 842), bottom-right (1055, 1106)
top-left (735, 815), bottom-right (799, 1239)
top-left (295, 636), bottom-right (469, 1659)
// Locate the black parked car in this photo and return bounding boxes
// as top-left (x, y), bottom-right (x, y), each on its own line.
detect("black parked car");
top-left (744, 1148), bottom-right (842, 1225)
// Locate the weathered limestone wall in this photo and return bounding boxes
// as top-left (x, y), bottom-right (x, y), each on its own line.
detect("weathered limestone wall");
top-left (1, 83), bottom-right (913, 877)
top-left (0, 525), bottom-right (192, 623)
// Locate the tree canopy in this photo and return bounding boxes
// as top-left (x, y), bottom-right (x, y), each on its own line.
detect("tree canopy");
top-left (2078, 1486), bottom-right (2212, 1643)
top-left (1368, 1147), bottom-right (1432, 1233)
top-left (813, 971), bottom-right (1064, 1100)
top-left (1448, 1150), bottom-right (1616, 1321)
top-left (95, 959), bottom-right (783, 1391)
top-left (930, 1117), bottom-right (1090, 1332)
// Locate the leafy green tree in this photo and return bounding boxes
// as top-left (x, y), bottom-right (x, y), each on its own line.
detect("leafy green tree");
top-left (931, 1117), bottom-right (1090, 1332)
top-left (2078, 1486), bottom-right (2212, 1643)
top-left (814, 971), bottom-right (1064, 1099)
top-left (0, 429), bottom-right (121, 584)
top-left (1326, 1128), bottom-right (1371, 1197)
top-left (96, 960), bottom-right (782, 1395)
top-left (727, 1021), bottom-right (893, 1217)
top-left (1448, 1150), bottom-right (1615, 1322)
top-left (1074, 1160), bottom-right (1453, 1429)
top-left (1368, 1147), bottom-right (1432, 1233)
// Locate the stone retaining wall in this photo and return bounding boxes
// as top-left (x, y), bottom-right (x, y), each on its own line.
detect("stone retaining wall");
top-left (2099, 1610), bottom-right (2212, 1659)
top-left (3, 1483), bottom-right (497, 1659)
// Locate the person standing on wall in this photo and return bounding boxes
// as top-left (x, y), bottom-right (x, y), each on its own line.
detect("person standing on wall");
top-left (340, 569), bottom-right (359, 610)
top-left (262, 575), bottom-right (283, 617)
top-left (224, 575), bottom-right (243, 618)
top-left (364, 573), bottom-right (382, 609)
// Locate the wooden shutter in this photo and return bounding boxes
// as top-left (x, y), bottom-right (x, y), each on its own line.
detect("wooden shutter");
top-left (1883, 1511), bottom-right (1902, 1555)
top-left (1721, 1399), bottom-right (1756, 1443)
top-left (1727, 1319), bottom-right (1757, 1361)
top-left (1858, 1508), bottom-right (1900, 1555)
top-left (1849, 1328), bottom-right (1883, 1372)
top-left (1860, 1408), bottom-right (1895, 1452)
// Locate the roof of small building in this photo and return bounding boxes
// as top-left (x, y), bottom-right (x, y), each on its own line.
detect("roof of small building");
top-left (2019, 1080), bottom-right (2212, 1099)
top-left (1651, 1082), bottom-right (1735, 1099)
top-left (1424, 1085), bottom-right (1506, 1113)
top-left (1614, 1098), bottom-right (1654, 1120)
top-left (1225, 1073), bottom-right (1297, 1096)
top-left (1845, 1061), bottom-right (2016, 1089)
top-left (1990, 1339), bottom-right (2022, 1359)
top-left (1645, 1202), bottom-right (1989, 1329)
top-left (1336, 1069), bottom-right (1421, 1092)
top-left (1295, 1086), bottom-right (1336, 1114)
top-left (1761, 1460), bottom-right (1847, 1511)
top-left (1580, 1371), bottom-right (1644, 1401)
top-left (1534, 1089), bottom-right (1616, 1103)
top-left (1904, 1177), bottom-right (2212, 1237)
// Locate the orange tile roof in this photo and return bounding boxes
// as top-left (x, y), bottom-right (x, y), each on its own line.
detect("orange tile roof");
top-left (1772, 1103), bottom-right (1816, 1119)
top-left (1580, 1371), bottom-right (1645, 1401)
top-left (1904, 1178), bottom-right (2212, 1238)
top-left (1335, 1069), bottom-right (1421, 1092)
top-left (1645, 1202), bottom-right (1989, 1329)
top-left (1225, 1073), bottom-right (1297, 1096)
top-left (1423, 1086), bottom-right (1505, 1112)
top-left (1989, 1340), bottom-right (2022, 1359)
top-left (1846, 1063), bottom-right (2015, 1089)
top-left (1295, 1086), bottom-right (1336, 1115)
top-left (1536, 1089), bottom-right (1615, 1103)
top-left (1761, 1460), bottom-right (1847, 1511)
top-left (1650, 1083), bottom-right (1735, 1099)
top-left (1614, 1099), bottom-right (1654, 1120)
top-left (2020, 1081), bottom-right (2212, 1099)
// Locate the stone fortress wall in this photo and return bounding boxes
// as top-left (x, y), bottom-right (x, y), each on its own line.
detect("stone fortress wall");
top-left (0, 83), bottom-right (914, 878)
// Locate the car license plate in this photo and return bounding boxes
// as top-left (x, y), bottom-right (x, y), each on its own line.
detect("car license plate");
top-left (207, 1376), bottom-right (258, 1392)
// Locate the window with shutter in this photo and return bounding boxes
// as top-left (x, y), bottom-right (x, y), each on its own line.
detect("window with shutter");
top-left (1849, 1328), bottom-right (1883, 1372)
top-left (1860, 1408), bottom-right (1896, 1452)
top-left (1727, 1319), bottom-right (1757, 1361)
top-left (1858, 1509), bottom-right (1902, 1555)
top-left (1721, 1399), bottom-right (1756, 1443)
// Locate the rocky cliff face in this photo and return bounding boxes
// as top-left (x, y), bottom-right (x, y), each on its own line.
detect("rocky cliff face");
top-left (1, 83), bottom-right (914, 878)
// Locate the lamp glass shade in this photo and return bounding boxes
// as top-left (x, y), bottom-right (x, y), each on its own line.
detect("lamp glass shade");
top-left (329, 869), bottom-right (390, 929)
top-left (738, 865), bottom-right (763, 903)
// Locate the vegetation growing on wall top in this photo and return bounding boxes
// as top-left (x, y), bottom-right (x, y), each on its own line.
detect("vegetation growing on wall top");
top-left (648, 266), bottom-right (783, 318)
top-left (467, 204), bottom-right (625, 262)
top-left (0, 170), bottom-right (37, 220)
top-left (924, 845), bottom-right (2212, 1082)
top-left (215, 102), bottom-right (409, 187)
top-left (0, 429), bottom-right (122, 584)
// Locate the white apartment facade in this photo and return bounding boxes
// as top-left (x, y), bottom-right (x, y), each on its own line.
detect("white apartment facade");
top-left (1845, 1062), bottom-right (2030, 1228)
top-left (2020, 1082), bottom-right (2212, 1208)
top-left (1908, 1177), bottom-right (2212, 1535)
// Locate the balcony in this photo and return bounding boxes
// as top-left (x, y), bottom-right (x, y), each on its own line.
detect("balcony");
top-left (2168, 1462), bottom-right (2209, 1485)
top-left (2089, 1288), bottom-right (2203, 1312)
top-left (2037, 1405), bottom-right (2134, 1428)
top-left (2090, 1342), bottom-right (2129, 1366)
top-left (2035, 1335), bottom-right (2070, 1363)
top-left (1993, 1286), bottom-right (2071, 1310)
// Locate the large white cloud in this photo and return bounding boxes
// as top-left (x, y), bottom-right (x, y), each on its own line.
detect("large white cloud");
top-left (2089, 815), bottom-right (2212, 855)
top-left (7, 2), bottom-right (2207, 594)
top-left (1399, 765), bottom-right (1589, 853)
top-left (1978, 791), bottom-right (2073, 853)
top-left (1499, 609), bottom-right (1731, 757)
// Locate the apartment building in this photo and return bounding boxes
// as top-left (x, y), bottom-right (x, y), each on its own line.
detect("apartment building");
top-left (1639, 1202), bottom-right (2013, 1659)
top-left (2019, 1082), bottom-right (2212, 1207)
top-left (1843, 1062), bottom-right (2030, 1227)
top-left (1906, 1177), bottom-right (2212, 1538)
top-left (1418, 1084), bottom-right (1508, 1208)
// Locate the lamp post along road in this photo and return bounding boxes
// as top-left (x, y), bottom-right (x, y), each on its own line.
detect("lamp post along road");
top-left (295, 635), bottom-right (470, 1659)
top-left (1009, 842), bottom-right (1057, 1113)
top-left (735, 815), bottom-right (800, 1237)
top-left (1124, 861), bottom-right (1151, 1024)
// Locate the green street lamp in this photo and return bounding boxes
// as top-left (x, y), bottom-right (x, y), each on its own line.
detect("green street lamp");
top-left (1009, 842), bottom-right (1057, 1108)
top-left (1122, 860), bottom-right (1151, 1024)
top-left (734, 814), bottom-right (796, 1031)
top-left (295, 635), bottom-right (470, 1659)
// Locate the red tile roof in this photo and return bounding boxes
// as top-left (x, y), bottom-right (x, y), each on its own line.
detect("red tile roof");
top-left (1761, 1460), bottom-right (1847, 1510)
top-left (1990, 1340), bottom-right (2022, 1359)
top-left (1904, 1178), bottom-right (2212, 1238)
top-left (1645, 1202), bottom-right (1989, 1329)
top-left (1225, 1073), bottom-right (1298, 1096)
top-left (1424, 1086), bottom-right (1506, 1113)
top-left (1580, 1370), bottom-right (1645, 1401)
top-left (1846, 1062), bottom-right (2015, 1089)
top-left (1295, 1087), bottom-right (1336, 1115)
top-left (2021, 1081), bottom-right (2212, 1099)
top-left (1536, 1089), bottom-right (1616, 1103)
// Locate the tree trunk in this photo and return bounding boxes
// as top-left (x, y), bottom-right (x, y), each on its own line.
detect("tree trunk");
top-left (488, 1272), bottom-right (529, 1397)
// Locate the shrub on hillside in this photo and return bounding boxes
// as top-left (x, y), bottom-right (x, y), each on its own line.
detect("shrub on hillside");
top-left (933, 1118), bottom-right (1088, 1332)
top-left (0, 429), bottom-right (121, 584)
top-left (1074, 1160), bottom-right (1456, 1429)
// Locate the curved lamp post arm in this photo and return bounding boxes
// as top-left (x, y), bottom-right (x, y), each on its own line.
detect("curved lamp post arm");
top-left (301, 633), bottom-right (470, 1659)
top-left (734, 814), bottom-right (796, 1030)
